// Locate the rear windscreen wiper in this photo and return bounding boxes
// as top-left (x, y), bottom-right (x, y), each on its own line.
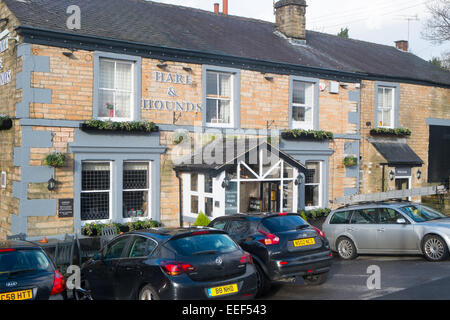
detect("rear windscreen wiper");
top-left (296, 225), bottom-right (309, 230)
top-left (192, 250), bottom-right (218, 256)
top-left (7, 269), bottom-right (37, 278)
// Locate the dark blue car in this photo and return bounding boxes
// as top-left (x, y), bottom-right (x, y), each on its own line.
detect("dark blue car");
top-left (0, 240), bottom-right (66, 300)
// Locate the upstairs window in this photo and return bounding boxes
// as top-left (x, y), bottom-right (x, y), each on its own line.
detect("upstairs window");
top-left (206, 71), bottom-right (233, 127)
top-left (292, 80), bottom-right (315, 130)
top-left (376, 86), bottom-right (395, 128)
top-left (98, 58), bottom-right (135, 121)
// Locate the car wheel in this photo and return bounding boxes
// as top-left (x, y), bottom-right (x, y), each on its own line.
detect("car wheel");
top-left (254, 263), bottom-right (271, 298)
top-left (303, 271), bottom-right (329, 286)
top-left (336, 237), bottom-right (357, 260)
top-left (138, 284), bottom-right (160, 300)
top-left (422, 235), bottom-right (449, 262)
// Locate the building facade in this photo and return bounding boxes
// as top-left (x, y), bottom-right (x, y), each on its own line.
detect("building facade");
top-left (0, 0), bottom-right (449, 239)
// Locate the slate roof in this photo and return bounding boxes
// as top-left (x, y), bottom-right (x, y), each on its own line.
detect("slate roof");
top-left (4, 0), bottom-right (450, 86)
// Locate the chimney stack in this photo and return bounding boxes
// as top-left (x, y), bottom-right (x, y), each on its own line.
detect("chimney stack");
top-left (274, 0), bottom-right (307, 41)
top-left (395, 40), bottom-right (409, 52)
top-left (214, 3), bottom-right (219, 14)
top-left (223, 0), bottom-right (228, 15)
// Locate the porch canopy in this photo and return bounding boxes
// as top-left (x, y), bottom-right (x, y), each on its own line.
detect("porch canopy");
top-left (371, 142), bottom-right (424, 167)
top-left (174, 138), bottom-right (307, 215)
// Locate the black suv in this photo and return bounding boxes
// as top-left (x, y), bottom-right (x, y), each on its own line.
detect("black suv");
top-left (208, 213), bottom-right (333, 296)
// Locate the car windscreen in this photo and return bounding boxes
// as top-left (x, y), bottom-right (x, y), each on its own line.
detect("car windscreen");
top-left (0, 249), bottom-right (53, 277)
top-left (399, 204), bottom-right (448, 223)
top-left (261, 215), bottom-right (308, 233)
top-left (168, 233), bottom-right (239, 256)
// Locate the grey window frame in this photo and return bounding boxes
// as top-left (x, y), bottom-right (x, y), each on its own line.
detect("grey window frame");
top-left (202, 65), bottom-right (240, 129)
top-left (289, 76), bottom-right (320, 130)
top-left (93, 51), bottom-right (142, 121)
top-left (374, 82), bottom-right (400, 129)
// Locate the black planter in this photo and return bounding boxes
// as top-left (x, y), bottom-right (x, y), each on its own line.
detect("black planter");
top-left (80, 123), bottom-right (159, 135)
top-left (0, 118), bottom-right (13, 130)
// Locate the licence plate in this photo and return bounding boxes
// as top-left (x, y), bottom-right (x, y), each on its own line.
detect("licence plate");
top-left (293, 238), bottom-right (315, 247)
top-left (207, 284), bottom-right (238, 297)
top-left (0, 289), bottom-right (33, 300)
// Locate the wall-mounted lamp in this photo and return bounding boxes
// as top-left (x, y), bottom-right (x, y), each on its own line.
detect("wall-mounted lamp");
top-left (221, 175), bottom-right (231, 189)
top-left (417, 169), bottom-right (422, 180)
top-left (157, 61), bottom-right (168, 69)
top-left (389, 170), bottom-right (395, 181)
top-left (47, 177), bottom-right (57, 191)
top-left (294, 174), bottom-right (304, 186)
top-left (62, 49), bottom-right (76, 58)
top-left (263, 74), bottom-right (274, 81)
top-left (183, 66), bottom-right (192, 72)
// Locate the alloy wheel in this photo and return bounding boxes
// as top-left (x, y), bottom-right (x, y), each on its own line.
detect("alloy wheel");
top-left (140, 289), bottom-right (155, 300)
top-left (424, 238), bottom-right (446, 261)
top-left (338, 239), bottom-right (354, 259)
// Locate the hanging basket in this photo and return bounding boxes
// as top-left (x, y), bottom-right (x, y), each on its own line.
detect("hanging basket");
top-left (0, 117), bottom-right (13, 130)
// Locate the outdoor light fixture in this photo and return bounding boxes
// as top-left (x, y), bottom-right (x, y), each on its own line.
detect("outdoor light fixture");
top-left (157, 61), bottom-right (168, 69)
top-left (47, 177), bottom-right (56, 191)
top-left (183, 66), bottom-right (192, 72)
top-left (294, 174), bottom-right (304, 186)
top-left (221, 176), bottom-right (231, 189)
top-left (62, 49), bottom-right (76, 58)
top-left (417, 169), bottom-right (422, 180)
top-left (389, 170), bottom-right (395, 181)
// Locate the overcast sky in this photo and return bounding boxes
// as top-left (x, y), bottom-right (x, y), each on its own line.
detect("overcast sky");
top-left (150, 0), bottom-right (450, 61)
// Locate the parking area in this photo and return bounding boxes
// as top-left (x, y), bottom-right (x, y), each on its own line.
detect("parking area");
top-left (262, 255), bottom-right (450, 300)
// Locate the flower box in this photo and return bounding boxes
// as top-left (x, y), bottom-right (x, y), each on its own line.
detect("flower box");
top-left (281, 129), bottom-right (334, 141)
top-left (80, 120), bottom-right (159, 134)
top-left (370, 127), bottom-right (411, 137)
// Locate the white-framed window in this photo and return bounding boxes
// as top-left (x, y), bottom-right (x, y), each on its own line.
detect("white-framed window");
top-left (206, 71), bottom-right (233, 127)
top-left (1, 171), bottom-right (6, 189)
top-left (98, 58), bottom-right (135, 121)
top-left (292, 80), bottom-right (315, 130)
top-left (122, 162), bottom-right (151, 221)
top-left (305, 161), bottom-right (322, 209)
top-left (80, 162), bottom-right (112, 222)
top-left (184, 173), bottom-right (214, 217)
top-left (377, 86), bottom-right (395, 128)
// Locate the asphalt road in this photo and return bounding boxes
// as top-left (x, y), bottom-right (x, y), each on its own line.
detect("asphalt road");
top-left (262, 255), bottom-right (450, 300)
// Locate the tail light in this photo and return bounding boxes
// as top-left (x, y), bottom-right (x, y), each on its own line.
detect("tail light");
top-left (257, 229), bottom-right (280, 245)
top-left (50, 270), bottom-right (66, 296)
top-left (161, 261), bottom-right (196, 276)
top-left (0, 248), bottom-right (15, 252)
top-left (312, 226), bottom-right (326, 238)
top-left (240, 252), bottom-right (253, 264)
top-left (278, 212), bottom-right (288, 216)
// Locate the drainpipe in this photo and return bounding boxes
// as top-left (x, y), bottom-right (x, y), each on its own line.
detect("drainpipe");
top-left (176, 171), bottom-right (183, 227)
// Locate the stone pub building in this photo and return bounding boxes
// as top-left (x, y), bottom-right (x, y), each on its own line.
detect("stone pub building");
top-left (0, 0), bottom-right (449, 239)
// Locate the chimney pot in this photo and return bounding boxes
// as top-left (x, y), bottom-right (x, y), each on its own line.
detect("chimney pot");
top-left (223, 0), bottom-right (228, 15)
top-left (214, 3), bottom-right (219, 14)
top-left (274, 0), bottom-right (307, 40)
top-left (395, 40), bottom-right (409, 52)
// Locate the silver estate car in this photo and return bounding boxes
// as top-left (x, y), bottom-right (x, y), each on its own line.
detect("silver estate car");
top-left (322, 202), bottom-right (450, 262)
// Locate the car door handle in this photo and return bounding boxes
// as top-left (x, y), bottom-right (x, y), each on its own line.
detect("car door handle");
top-left (377, 228), bottom-right (385, 232)
top-left (346, 227), bottom-right (355, 232)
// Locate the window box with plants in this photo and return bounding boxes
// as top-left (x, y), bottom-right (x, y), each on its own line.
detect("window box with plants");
top-left (0, 116), bottom-right (13, 131)
top-left (80, 120), bottom-right (159, 134)
top-left (81, 219), bottom-right (162, 237)
top-left (299, 208), bottom-right (331, 230)
top-left (281, 129), bottom-right (334, 141)
top-left (370, 127), bottom-right (411, 137)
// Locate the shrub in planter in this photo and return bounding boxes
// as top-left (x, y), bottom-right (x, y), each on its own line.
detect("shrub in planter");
top-left (81, 219), bottom-right (161, 236)
top-left (344, 156), bottom-right (358, 167)
top-left (370, 127), bottom-right (411, 137)
top-left (0, 116), bottom-right (12, 130)
top-left (81, 120), bottom-right (158, 133)
top-left (44, 152), bottom-right (66, 168)
top-left (282, 129), bottom-right (333, 141)
top-left (193, 212), bottom-right (211, 227)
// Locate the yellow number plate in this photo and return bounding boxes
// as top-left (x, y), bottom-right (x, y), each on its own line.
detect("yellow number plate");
top-left (293, 238), bottom-right (315, 247)
top-left (0, 289), bottom-right (33, 300)
top-left (207, 284), bottom-right (238, 297)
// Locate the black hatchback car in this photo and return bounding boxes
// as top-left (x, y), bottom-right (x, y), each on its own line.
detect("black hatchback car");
top-left (76, 227), bottom-right (257, 300)
top-left (208, 213), bottom-right (333, 296)
top-left (0, 240), bottom-right (66, 300)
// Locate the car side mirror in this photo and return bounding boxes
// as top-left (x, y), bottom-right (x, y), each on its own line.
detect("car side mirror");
top-left (92, 252), bottom-right (103, 260)
top-left (396, 218), bottom-right (407, 224)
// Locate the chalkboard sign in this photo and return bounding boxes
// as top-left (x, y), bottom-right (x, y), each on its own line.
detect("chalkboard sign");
top-left (58, 198), bottom-right (74, 218)
top-left (248, 197), bottom-right (261, 212)
top-left (225, 181), bottom-right (238, 215)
